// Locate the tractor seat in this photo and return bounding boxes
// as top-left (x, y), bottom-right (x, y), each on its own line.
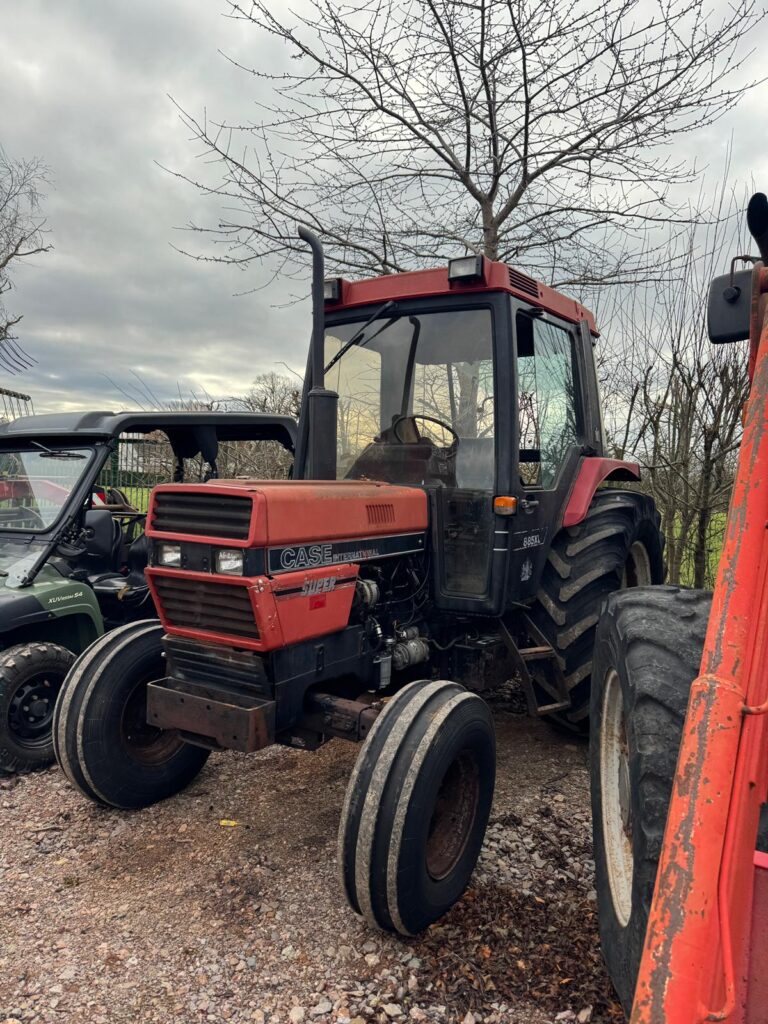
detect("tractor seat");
top-left (88, 572), bottom-right (129, 594)
top-left (125, 533), bottom-right (149, 579)
top-left (88, 537), bottom-right (150, 597)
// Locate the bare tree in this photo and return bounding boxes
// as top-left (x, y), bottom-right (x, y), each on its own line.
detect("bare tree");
top-left (599, 183), bottom-right (751, 587)
top-left (213, 371), bottom-right (301, 478)
top-left (172, 0), bottom-right (762, 288)
top-left (0, 146), bottom-right (50, 373)
top-left (239, 371), bottom-right (302, 419)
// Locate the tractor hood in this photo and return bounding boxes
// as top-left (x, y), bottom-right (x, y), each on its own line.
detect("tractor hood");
top-left (144, 480), bottom-right (429, 652)
top-left (146, 480), bottom-right (428, 574)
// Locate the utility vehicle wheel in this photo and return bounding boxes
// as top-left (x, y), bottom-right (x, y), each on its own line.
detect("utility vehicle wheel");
top-left (55, 620), bottom-right (209, 809)
top-left (0, 642), bottom-right (75, 773)
top-left (339, 679), bottom-right (495, 935)
top-left (529, 490), bottom-right (664, 733)
top-left (590, 585), bottom-right (711, 1014)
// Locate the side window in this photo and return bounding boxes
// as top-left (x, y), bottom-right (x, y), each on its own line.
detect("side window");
top-left (516, 313), bottom-right (581, 488)
top-left (324, 334), bottom-right (383, 479)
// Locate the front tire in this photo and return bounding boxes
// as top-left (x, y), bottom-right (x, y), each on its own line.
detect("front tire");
top-left (55, 620), bottom-right (209, 808)
top-left (0, 642), bottom-right (75, 773)
top-left (338, 680), bottom-right (495, 935)
top-left (590, 585), bottom-right (711, 1013)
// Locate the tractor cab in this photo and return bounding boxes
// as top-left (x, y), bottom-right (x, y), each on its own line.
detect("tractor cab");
top-left (302, 256), bottom-right (611, 614)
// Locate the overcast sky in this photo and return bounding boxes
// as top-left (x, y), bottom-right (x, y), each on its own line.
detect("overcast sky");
top-left (2, 1), bottom-right (767, 413)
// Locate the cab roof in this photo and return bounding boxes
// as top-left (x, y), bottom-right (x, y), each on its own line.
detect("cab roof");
top-left (0, 410), bottom-right (297, 449)
top-left (325, 258), bottom-right (599, 335)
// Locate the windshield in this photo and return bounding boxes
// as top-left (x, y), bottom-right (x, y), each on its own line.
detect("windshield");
top-left (0, 448), bottom-right (94, 532)
top-left (324, 308), bottom-right (495, 488)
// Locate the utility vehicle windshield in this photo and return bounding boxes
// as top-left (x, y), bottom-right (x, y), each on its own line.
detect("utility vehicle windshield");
top-left (324, 308), bottom-right (494, 488)
top-left (0, 447), bottom-right (94, 532)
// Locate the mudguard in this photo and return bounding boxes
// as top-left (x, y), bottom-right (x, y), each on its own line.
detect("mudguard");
top-left (0, 568), bottom-right (104, 653)
top-left (561, 457), bottom-right (641, 528)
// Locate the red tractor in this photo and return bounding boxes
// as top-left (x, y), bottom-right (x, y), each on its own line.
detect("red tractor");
top-left (55, 232), bottom-right (663, 935)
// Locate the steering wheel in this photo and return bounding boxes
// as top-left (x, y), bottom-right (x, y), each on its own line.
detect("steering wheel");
top-left (392, 414), bottom-right (459, 452)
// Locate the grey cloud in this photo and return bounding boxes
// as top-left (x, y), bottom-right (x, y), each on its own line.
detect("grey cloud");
top-left (1, 0), bottom-right (767, 412)
top-left (3, 0), bottom-right (310, 412)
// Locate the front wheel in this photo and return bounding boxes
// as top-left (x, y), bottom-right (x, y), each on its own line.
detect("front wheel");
top-left (338, 679), bottom-right (495, 935)
top-left (55, 620), bottom-right (209, 808)
top-left (590, 585), bottom-right (711, 1013)
top-left (0, 642), bottom-right (75, 773)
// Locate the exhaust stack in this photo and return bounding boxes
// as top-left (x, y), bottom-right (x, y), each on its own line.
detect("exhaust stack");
top-left (298, 226), bottom-right (338, 480)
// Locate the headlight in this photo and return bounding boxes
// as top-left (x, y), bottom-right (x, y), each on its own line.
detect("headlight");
top-left (215, 548), bottom-right (244, 575)
top-left (157, 543), bottom-right (181, 568)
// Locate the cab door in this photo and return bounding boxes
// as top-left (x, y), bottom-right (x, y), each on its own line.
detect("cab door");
top-left (507, 303), bottom-right (589, 604)
top-left (428, 297), bottom-right (514, 615)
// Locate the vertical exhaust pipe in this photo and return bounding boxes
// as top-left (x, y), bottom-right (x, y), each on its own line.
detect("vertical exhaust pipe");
top-left (298, 226), bottom-right (338, 480)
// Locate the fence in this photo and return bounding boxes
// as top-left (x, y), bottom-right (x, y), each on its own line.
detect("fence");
top-left (96, 433), bottom-right (292, 512)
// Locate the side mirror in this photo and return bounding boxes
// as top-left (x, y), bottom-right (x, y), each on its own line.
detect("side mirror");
top-left (707, 267), bottom-right (753, 344)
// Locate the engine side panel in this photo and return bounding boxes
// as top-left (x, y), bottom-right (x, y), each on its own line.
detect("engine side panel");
top-left (147, 563), bottom-right (359, 652)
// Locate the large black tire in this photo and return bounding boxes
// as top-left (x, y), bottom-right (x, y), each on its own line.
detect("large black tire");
top-left (529, 489), bottom-right (664, 732)
top-left (55, 620), bottom-right (209, 809)
top-left (0, 642), bottom-right (75, 773)
top-left (53, 624), bottom-right (158, 801)
top-left (339, 679), bottom-right (495, 935)
top-left (590, 585), bottom-right (711, 1014)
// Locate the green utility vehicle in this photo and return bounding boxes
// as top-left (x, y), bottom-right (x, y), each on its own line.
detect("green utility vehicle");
top-left (0, 410), bottom-right (296, 772)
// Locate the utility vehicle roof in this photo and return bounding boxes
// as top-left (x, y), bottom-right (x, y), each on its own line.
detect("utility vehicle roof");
top-left (0, 410), bottom-right (297, 449)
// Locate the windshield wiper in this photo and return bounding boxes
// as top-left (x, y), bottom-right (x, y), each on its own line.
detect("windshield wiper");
top-left (30, 441), bottom-right (86, 460)
top-left (324, 300), bottom-right (398, 375)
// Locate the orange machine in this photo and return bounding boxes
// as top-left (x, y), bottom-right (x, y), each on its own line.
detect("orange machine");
top-left (631, 195), bottom-right (768, 1020)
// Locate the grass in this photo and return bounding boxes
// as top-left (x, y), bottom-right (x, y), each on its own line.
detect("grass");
top-left (674, 511), bottom-right (728, 589)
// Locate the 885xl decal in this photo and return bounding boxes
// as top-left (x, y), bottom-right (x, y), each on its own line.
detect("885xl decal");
top-left (511, 526), bottom-right (549, 552)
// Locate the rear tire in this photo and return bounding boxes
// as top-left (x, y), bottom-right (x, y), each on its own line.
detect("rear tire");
top-left (55, 620), bottom-right (209, 808)
top-left (338, 679), bottom-right (495, 935)
top-left (529, 489), bottom-right (664, 732)
top-left (590, 585), bottom-right (711, 1013)
top-left (0, 642), bottom-right (75, 773)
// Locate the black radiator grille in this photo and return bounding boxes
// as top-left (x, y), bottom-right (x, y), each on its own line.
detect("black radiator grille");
top-left (165, 637), bottom-right (271, 697)
top-left (151, 492), bottom-right (253, 540)
top-left (153, 575), bottom-right (259, 639)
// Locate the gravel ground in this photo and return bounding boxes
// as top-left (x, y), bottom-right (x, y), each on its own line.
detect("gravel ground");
top-left (0, 701), bottom-right (623, 1024)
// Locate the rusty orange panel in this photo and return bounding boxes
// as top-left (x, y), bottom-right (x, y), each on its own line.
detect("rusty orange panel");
top-left (631, 265), bottom-right (768, 1023)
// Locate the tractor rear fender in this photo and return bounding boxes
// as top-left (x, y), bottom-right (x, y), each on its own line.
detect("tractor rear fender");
top-left (561, 457), bottom-right (641, 528)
